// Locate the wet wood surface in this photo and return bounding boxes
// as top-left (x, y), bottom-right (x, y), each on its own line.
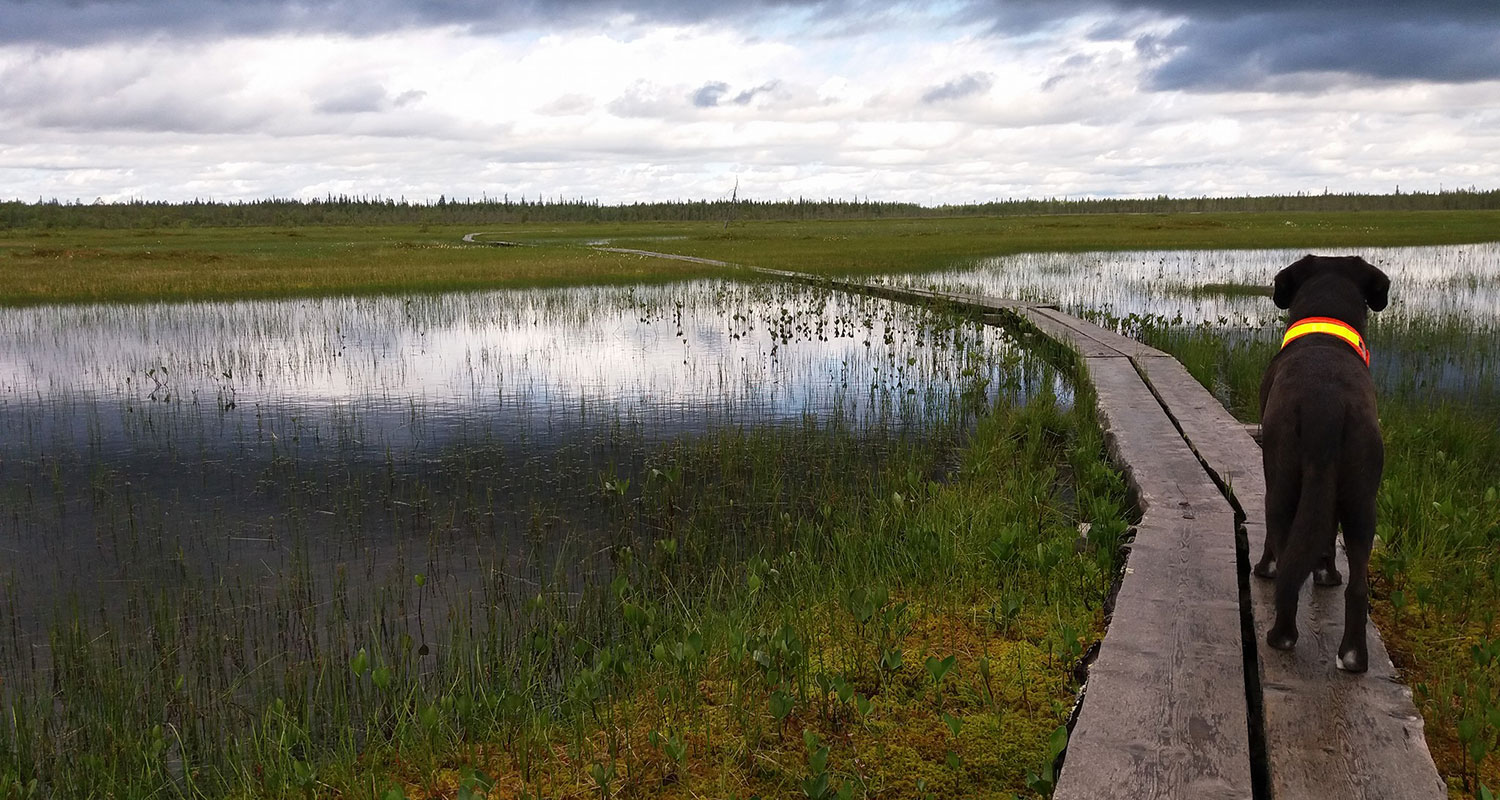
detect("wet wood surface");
top-left (1055, 355), bottom-right (1252, 799)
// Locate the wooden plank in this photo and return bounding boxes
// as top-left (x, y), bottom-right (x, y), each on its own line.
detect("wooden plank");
top-left (857, 284), bottom-right (1034, 314)
top-left (1130, 356), bottom-right (1267, 504)
top-left (1084, 357), bottom-right (1236, 512)
top-left (1031, 307), bottom-right (1169, 359)
top-left (745, 269), bottom-right (1037, 316)
top-left (593, 246), bottom-right (736, 267)
top-left (1132, 355), bottom-right (1445, 800)
top-left (932, 291), bottom-right (1036, 312)
top-left (1056, 356), bottom-right (1252, 800)
top-left (1060, 511), bottom-right (1249, 800)
top-left (1016, 308), bottom-right (1125, 359)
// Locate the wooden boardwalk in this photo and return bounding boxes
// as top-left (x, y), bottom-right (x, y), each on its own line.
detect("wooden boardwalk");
top-left (582, 246), bottom-right (1446, 798)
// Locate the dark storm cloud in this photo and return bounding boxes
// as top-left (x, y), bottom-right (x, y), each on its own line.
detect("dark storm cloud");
top-left (959, 0), bottom-right (1500, 89)
top-left (0, 0), bottom-right (850, 45)
top-left (921, 73), bottom-right (993, 103)
top-left (7, 0), bottom-right (1498, 90)
top-left (1144, 15), bottom-right (1500, 90)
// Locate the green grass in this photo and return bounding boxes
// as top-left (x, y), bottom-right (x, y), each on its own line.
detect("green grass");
top-left (605, 211), bottom-right (1500, 275)
top-left (0, 225), bottom-right (727, 306)
top-left (5, 210), bottom-right (1500, 305)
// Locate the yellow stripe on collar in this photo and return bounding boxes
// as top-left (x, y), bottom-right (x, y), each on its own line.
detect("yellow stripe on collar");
top-left (1281, 316), bottom-right (1370, 366)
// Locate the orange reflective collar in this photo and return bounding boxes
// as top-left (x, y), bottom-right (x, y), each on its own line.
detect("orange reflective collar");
top-left (1281, 316), bottom-right (1370, 366)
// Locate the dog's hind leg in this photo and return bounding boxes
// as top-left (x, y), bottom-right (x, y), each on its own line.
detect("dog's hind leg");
top-left (1337, 494), bottom-right (1377, 672)
top-left (1255, 447), bottom-right (1298, 580)
top-left (1313, 546), bottom-right (1343, 586)
top-left (1267, 463), bottom-right (1338, 651)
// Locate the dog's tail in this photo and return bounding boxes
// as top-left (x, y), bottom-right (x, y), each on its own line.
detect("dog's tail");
top-left (1283, 404), bottom-right (1345, 580)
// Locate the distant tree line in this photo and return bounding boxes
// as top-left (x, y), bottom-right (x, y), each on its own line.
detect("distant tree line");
top-left (3, 188), bottom-right (1498, 229)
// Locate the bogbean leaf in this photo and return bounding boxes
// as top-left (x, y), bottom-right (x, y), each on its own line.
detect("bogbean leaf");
top-left (350, 647), bottom-right (370, 676)
top-left (770, 690), bottom-right (795, 721)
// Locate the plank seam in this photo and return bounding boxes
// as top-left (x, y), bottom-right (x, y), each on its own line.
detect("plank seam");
top-left (1128, 356), bottom-right (1271, 800)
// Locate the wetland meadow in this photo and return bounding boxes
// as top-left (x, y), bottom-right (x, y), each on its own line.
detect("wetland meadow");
top-left (2, 208), bottom-right (1499, 798)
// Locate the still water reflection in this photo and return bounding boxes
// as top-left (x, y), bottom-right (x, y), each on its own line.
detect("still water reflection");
top-left (878, 243), bottom-right (1500, 402)
top-left (0, 279), bottom-right (1060, 637)
top-left (886, 243), bottom-right (1500, 325)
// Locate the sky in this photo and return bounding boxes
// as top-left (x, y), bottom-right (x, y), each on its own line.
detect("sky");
top-left (2, 0), bottom-right (1498, 204)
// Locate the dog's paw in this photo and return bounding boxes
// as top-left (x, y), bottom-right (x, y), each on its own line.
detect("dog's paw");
top-left (1336, 649), bottom-right (1368, 673)
top-left (1313, 567), bottom-right (1343, 587)
top-left (1253, 560), bottom-right (1278, 579)
top-left (1266, 628), bottom-right (1298, 651)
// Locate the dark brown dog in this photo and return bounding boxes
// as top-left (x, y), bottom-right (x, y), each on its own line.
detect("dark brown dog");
top-left (1254, 254), bottom-right (1389, 673)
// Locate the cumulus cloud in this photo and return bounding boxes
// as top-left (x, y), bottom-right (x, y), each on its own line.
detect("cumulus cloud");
top-left (538, 93), bottom-right (595, 115)
top-left (732, 81), bottom-right (781, 105)
top-left (691, 81), bottom-right (730, 107)
top-left (692, 80), bottom-right (782, 107)
top-left (607, 81), bottom-right (681, 118)
top-left (32, 98), bottom-right (268, 135)
top-left (315, 82), bottom-right (390, 114)
top-left (922, 72), bottom-right (993, 103)
top-left (392, 89), bottom-right (427, 107)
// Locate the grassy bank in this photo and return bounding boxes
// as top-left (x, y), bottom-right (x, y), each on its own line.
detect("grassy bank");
top-left (610, 211), bottom-right (1500, 276)
top-left (0, 226), bottom-right (728, 306)
top-left (1130, 317), bottom-right (1500, 798)
top-left (0, 368), bottom-right (1132, 798)
top-left (5, 211), bottom-right (1500, 305)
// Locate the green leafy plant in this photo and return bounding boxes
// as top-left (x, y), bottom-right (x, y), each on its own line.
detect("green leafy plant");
top-left (802, 730), bottom-right (834, 800)
top-left (925, 654), bottom-right (957, 687)
top-left (457, 767), bottom-right (495, 800)
top-left (1026, 725), bottom-right (1069, 796)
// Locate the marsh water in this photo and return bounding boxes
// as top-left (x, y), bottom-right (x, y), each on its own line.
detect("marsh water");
top-left (880, 242), bottom-right (1500, 402)
top-left (0, 279), bottom-right (1058, 651)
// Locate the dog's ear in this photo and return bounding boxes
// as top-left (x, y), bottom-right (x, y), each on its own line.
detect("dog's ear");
top-left (1358, 258), bottom-right (1390, 311)
top-left (1272, 255), bottom-right (1316, 309)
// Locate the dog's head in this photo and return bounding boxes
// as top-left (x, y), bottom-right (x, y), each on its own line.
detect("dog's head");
top-left (1272, 255), bottom-right (1389, 320)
